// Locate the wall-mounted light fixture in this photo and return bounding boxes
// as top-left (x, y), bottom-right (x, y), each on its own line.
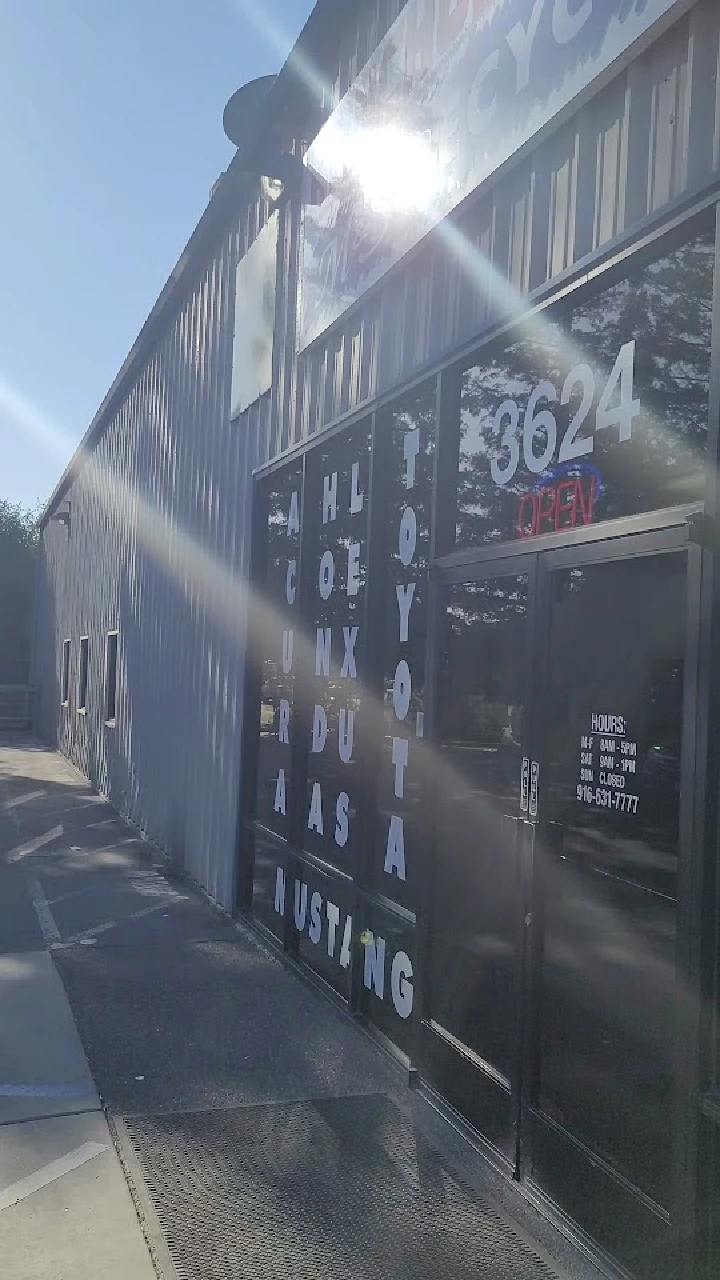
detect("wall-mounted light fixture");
top-left (49, 504), bottom-right (71, 532)
top-left (222, 76), bottom-right (319, 205)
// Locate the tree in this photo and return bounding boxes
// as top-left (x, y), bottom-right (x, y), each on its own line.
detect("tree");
top-left (0, 499), bottom-right (39, 684)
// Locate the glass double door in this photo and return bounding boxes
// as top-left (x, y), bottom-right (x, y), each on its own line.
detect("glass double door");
top-left (422, 530), bottom-right (698, 1279)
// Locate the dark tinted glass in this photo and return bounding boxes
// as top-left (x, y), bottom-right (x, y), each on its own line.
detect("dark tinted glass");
top-left (360, 902), bottom-right (415, 1056)
top-left (371, 385), bottom-right (435, 911)
top-left (303, 425), bottom-right (370, 871)
top-left (255, 466), bottom-right (303, 838)
top-left (538, 552), bottom-right (686, 1206)
top-left (251, 827), bottom-right (288, 942)
top-left (456, 232), bottom-right (714, 547)
top-left (429, 574), bottom-right (528, 1081)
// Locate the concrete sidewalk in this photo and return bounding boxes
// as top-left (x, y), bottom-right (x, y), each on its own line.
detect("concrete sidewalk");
top-left (0, 739), bottom-right (157, 1280)
top-left (0, 737), bottom-right (608, 1280)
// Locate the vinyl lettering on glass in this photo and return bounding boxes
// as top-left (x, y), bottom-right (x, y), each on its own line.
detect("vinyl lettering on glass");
top-left (255, 468), bottom-right (302, 837)
top-left (360, 907), bottom-right (416, 1051)
top-left (373, 388), bottom-right (434, 910)
top-left (576, 714), bottom-right (640, 814)
top-left (428, 575), bottom-right (529, 1080)
top-left (273, 864), bottom-right (413, 1016)
top-left (456, 233), bottom-right (714, 547)
top-left (251, 828), bottom-right (288, 941)
top-left (304, 428), bottom-right (370, 868)
top-left (539, 554), bottom-right (685, 1204)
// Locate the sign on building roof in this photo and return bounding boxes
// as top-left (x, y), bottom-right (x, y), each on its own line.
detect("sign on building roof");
top-left (300, 0), bottom-right (688, 350)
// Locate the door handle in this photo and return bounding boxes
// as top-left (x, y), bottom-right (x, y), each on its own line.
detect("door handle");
top-left (520, 758), bottom-right (540, 816)
top-left (520, 757), bottom-right (530, 812)
top-left (529, 760), bottom-right (539, 818)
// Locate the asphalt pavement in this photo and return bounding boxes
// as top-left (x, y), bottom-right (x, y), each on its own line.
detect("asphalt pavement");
top-left (0, 735), bottom-right (608, 1280)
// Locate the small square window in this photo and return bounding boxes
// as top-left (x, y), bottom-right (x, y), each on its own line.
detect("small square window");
top-left (78, 636), bottom-right (89, 713)
top-left (105, 631), bottom-right (118, 724)
top-left (60, 639), bottom-right (71, 705)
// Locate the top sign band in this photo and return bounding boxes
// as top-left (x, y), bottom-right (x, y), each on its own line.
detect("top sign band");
top-left (300, 0), bottom-right (688, 350)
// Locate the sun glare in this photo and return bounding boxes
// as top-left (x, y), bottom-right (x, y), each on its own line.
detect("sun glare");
top-left (349, 124), bottom-right (445, 215)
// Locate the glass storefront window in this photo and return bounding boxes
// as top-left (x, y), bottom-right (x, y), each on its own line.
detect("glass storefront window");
top-left (289, 856), bottom-right (353, 1000)
top-left (371, 385), bottom-right (435, 912)
top-left (455, 231), bottom-right (715, 547)
top-left (360, 902), bottom-right (415, 1057)
top-left (247, 217), bottom-right (718, 1276)
top-left (303, 425), bottom-right (371, 872)
top-left (251, 827), bottom-right (289, 943)
top-left (255, 466), bottom-right (303, 839)
top-left (248, 395), bottom-right (435, 1045)
top-left (429, 574), bottom-right (530, 1083)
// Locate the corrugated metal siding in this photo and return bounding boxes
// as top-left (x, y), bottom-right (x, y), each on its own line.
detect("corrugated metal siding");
top-left (291, 0), bottom-right (720, 451)
top-left (32, 198), bottom-right (269, 909)
top-left (329, 0), bottom-right (406, 109)
top-left (32, 0), bottom-right (720, 910)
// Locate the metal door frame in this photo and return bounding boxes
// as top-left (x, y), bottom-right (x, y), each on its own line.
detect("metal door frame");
top-left (419, 548), bottom-right (541, 1169)
top-left (531, 526), bottom-right (702, 1233)
top-left (426, 518), bottom-right (705, 1265)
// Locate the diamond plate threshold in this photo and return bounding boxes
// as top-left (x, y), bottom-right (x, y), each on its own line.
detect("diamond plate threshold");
top-left (122, 1094), bottom-right (559, 1280)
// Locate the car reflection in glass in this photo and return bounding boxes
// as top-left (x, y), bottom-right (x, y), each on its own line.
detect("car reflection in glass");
top-left (641, 741), bottom-right (681, 795)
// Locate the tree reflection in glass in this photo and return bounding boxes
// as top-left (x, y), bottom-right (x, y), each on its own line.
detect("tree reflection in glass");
top-left (429, 574), bottom-right (529, 1083)
top-left (255, 467), bottom-right (302, 838)
top-left (456, 232), bottom-right (714, 547)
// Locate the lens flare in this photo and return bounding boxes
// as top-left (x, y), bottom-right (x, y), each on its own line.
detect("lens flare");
top-left (349, 124), bottom-right (445, 215)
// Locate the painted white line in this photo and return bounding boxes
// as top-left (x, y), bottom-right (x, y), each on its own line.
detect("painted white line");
top-left (3, 790), bottom-right (47, 810)
top-left (128, 869), bottom-right (188, 902)
top-left (26, 801), bottom-right (104, 822)
top-left (46, 887), bottom-right (92, 907)
top-left (56, 919), bottom-right (120, 946)
top-left (0, 1142), bottom-right (107, 1211)
top-left (56, 902), bottom-right (172, 948)
top-left (7, 825), bottom-right (64, 864)
top-left (27, 872), bottom-right (61, 946)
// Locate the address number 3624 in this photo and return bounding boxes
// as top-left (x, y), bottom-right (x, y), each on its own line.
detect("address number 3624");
top-left (490, 341), bottom-right (641, 487)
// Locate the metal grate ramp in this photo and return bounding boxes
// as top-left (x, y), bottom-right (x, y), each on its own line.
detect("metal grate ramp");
top-left (123, 1094), bottom-right (560, 1280)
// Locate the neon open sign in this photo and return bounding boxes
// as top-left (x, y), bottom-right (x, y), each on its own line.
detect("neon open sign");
top-left (517, 463), bottom-right (603, 538)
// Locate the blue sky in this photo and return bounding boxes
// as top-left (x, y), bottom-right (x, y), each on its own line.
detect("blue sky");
top-left (0, 0), bottom-right (309, 511)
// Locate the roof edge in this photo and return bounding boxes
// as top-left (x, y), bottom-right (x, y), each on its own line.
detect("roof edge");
top-left (40, 0), bottom-right (362, 529)
top-left (40, 171), bottom-right (247, 528)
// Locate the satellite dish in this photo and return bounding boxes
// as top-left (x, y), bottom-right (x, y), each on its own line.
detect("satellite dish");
top-left (223, 75), bottom-right (277, 150)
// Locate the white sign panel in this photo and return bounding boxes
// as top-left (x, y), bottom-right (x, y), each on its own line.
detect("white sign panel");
top-left (230, 212), bottom-right (278, 420)
top-left (300, 0), bottom-right (687, 349)
top-left (577, 714), bottom-right (640, 814)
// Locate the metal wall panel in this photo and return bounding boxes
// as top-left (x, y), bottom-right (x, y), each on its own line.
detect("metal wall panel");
top-left (32, 199), bottom-right (268, 909)
top-left (329, 0), bottom-right (405, 110)
top-left (291, 1), bottom-right (720, 455)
